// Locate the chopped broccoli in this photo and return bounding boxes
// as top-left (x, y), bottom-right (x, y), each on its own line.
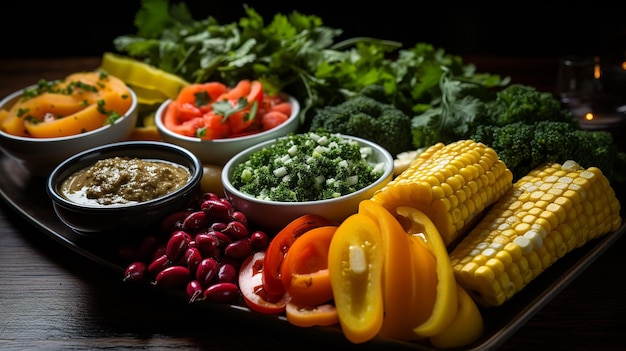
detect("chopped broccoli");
top-left (471, 121), bottom-right (624, 186)
top-left (308, 89), bottom-right (413, 157)
top-left (230, 131), bottom-right (385, 202)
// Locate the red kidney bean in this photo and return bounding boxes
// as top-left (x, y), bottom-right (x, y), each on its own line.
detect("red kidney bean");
top-left (249, 230), bottom-right (269, 250)
top-left (186, 280), bottom-right (204, 303)
top-left (224, 238), bottom-right (252, 260)
top-left (203, 282), bottom-right (239, 303)
top-left (216, 263), bottom-right (237, 284)
top-left (193, 233), bottom-right (219, 257)
top-left (134, 235), bottom-right (161, 261)
top-left (201, 198), bottom-right (233, 221)
top-left (123, 262), bottom-right (147, 283)
top-left (148, 254), bottom-right (171, 277)
top-left (199, 192), bottom-right (220, 203)
top-left (210, 222), bottom-right (228, 232)
top-left (209, 230), bottom-right (232, 248)
top-left (166, 231), bottom-right (192, 262)
top-left (160, 209), bottom-right (193, 233)
top-left (223, 220), bottom-right (248, 239)
top-left (154, 266), bottom-right (191, 289)
top-left (196, 257), bottom-right (219, 287)
top-left (184, 247), bottom-right (203, 275)
top-left (182, 210), bottom-right (210, 231)
top-left (230, 211), bottom-right (248, 226)
top-left (151, 244), bottom-right (167, 262)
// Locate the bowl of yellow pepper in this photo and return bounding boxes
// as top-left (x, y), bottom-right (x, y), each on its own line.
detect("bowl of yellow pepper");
top-left (0, 70), bottom-right (138, 177)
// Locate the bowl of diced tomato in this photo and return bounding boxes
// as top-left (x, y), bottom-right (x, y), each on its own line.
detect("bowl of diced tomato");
top-left (154, 79), bottom-right (301, 166)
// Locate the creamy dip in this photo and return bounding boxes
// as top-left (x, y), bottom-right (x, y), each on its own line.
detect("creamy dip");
top-left (61, 157), bottom-right (190, 206)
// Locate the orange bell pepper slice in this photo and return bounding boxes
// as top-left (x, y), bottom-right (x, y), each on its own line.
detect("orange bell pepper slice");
top-left (285, 301), bottom-right (339, 328)
top-left (358, 199), bottom-right (422, 341)
top-left (280, 225), bottom-right (337, 306)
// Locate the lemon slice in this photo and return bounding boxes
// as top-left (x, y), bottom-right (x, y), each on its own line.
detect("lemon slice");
top-left (100, 52), bottom-right (190, 100)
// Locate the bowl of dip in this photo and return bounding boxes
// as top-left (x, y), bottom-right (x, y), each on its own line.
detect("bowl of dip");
top-left (0, 71), bottom-right (138, 178)
top-left (221, 131), bottom-right (394, 233)
top-left (47, 141), bottom-right (203, 236)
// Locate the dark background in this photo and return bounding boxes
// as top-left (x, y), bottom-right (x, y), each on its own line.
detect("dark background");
top-left (2, 2), bottom-right (625, 60)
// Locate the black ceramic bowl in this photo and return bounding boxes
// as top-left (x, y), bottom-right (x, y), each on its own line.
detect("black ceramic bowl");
top-left (47, 141), bottom-right (202, 237)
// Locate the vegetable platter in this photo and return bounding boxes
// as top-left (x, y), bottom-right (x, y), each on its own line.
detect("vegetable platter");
top-left (1, 152), bottom-right (624, 350)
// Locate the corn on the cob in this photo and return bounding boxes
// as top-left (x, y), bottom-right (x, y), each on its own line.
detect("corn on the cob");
top-left (371, 139), bottom-right (513, 247)
top-left (449, 160), bottom-right (622, 307)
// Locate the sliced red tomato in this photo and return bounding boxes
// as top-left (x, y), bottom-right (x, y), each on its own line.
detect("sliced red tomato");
top-left (262, 214), bottom-right (339, 297)
top-left (176, 82), bottom-right (228, 107)
top-left (269, 101), bottom-right (292, 116)
top-left (176, 102), bottom-right (203, 122)
top-left (215, 79), bottom-right (251, 102)
top-left (238, 251), bottom-right (289, 315)
top-left (200, 112), bottom-right (231, 140)
top-left (163, 101), bottom-right (201, 137)
top-left (227, 109), bottom-right (255, 134)
top-left (246, 80), bottom-right (264, 106)
top-left (285, 301), bottom-right (339, 328)
top-left (261, 110), bottom-right (289, 131)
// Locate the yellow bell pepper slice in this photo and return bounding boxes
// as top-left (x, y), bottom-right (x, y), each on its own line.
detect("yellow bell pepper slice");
top-left (100, 52), bottom-right (189, 100)
top-left (429, 284), bottom-right (484, 348)
top-left (328, 213), bottom-right (384, 344)
top-left (395, 206), bottom-right (458, 338)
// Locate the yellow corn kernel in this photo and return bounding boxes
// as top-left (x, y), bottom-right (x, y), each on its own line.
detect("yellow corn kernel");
top-left (372, 140), bottom-right (513, 246)
top-left (449, 160), bottom-right (622, 307)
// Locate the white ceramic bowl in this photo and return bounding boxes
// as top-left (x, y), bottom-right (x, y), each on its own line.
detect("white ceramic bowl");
top-left (221, 133), bottom-right (394, 233)
top-left (0, 85), bottom-right (138, 177)
top-left (47, 141), bottom-right (203, 237)
top-left (154, 94), bottom-right (300, 166)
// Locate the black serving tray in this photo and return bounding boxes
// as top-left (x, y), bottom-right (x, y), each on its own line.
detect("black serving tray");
top-left (0, 154), bottom-right (623, 351)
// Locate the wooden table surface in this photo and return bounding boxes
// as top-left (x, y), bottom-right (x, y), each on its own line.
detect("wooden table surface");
top-left (0, 57), bottom-right (625, 351)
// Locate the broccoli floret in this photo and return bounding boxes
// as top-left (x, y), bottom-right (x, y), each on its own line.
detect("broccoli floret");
top-left (471, 120), bottom-right (625, 186)
top-left (530, 121), bottom-right (579, 166)
top-left (471, 122), bottom-right (535, 179)
top-left (308, 93), bottom-right (413, 157)
top-left (478, 84), bottom-right (578, 127)
top-left (359, 84), bottom-right (390, 104)
top-left (570, 129), bottom-right (619, 179)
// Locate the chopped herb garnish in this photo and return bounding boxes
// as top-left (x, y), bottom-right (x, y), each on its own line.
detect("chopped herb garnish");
top-left (196, 126), bottom-right (207, 138)
top-left (17, 107), bottom-right (29, 118)
top-left (105, 112), bottom-right (122, 125)
top-left (194, 91), bottom-right (211, 107)
top-left (213, 97), bottom-right (254, 123)
top-left (97, 99), bottom-right (107, 114)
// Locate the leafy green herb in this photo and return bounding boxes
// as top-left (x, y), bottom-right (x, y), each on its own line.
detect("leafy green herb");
top-left (212, 98), bottom-right (255, 123)
top-left (114, 0), bottom-right (507, 130)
